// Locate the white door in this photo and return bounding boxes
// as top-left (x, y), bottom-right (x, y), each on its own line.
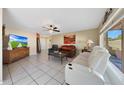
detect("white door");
top-left (40, 38), bottom-right (47, 50)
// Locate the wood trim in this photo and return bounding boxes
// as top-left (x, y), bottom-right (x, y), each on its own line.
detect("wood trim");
top-left (105, 32), bottom-right (109, 48)
top-left (36, 33), bottom-right (41, 53)
top-left (111, 19), bottom-right (124, 30)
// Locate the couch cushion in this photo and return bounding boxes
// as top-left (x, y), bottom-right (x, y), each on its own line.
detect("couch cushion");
top-left (106, 62), bottom-right (124, 84)
top-left (88, 50), bottom-right (110, 75)
top-left (88, 50), bottom-right (104, 69)
top-left (61, 47), bottom-right (72, 51)
top-left (88, 46), bottom-right (103, 64)
top-left (61, 45), bottom-right (75, 51)
top-left (88, 46), bottom-right (109, 70)
top-left (95, 52), bottom-right (110, 75)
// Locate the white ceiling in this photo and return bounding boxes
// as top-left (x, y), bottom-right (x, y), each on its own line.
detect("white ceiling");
top-left (3, 8), bottom-right (106, 35)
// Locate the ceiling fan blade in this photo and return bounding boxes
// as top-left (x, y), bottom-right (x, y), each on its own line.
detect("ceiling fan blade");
top-left (54, 30), bottom-right (60, 32)
top-left (53, 27), bottom-right (58, 29)
top-left (42, 26), bottom-right (49, 29)
top-left (42, 26), bottom-right (53, 31)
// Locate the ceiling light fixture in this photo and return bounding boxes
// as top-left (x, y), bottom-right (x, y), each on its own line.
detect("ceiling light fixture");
top-left (49, 30), bottom-right (53, 33)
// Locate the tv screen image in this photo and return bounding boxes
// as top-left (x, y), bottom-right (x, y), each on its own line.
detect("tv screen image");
top-left (9, 34), bottom-right (28, 49)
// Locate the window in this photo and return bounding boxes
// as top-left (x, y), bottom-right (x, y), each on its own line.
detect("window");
top-left (107, 29), bottom-right (123, 71)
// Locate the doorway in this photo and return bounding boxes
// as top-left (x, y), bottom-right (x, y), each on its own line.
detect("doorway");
top-left (40, 37), bottom-right (47, 50)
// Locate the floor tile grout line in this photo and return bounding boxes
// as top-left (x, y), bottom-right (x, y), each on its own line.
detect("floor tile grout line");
top-left (44, 78), bottom-right (53, 85)
top-left (50, 76), bottom-right (64, 85)
top-left (51, 70), bottom-right (65, 84)
top-left (6, 64), bottom-right (64, 85)
top-left (9, 64), bottom-right (31, 84)
top-left (44, 77), bottom-right (61, 85)
top-left (45, 71), bottom-right (64, 84)
top-left (13, 75), bottom-right (30, 84)
top-left (52, 77), bottom-right (65, 85)
top-left (37, 67), bottom-right (57, 77)
top-left (8, 63), bottom-right (30, 84)
top-left (25, 69), bottom-right (46, 82)
top-left (22, 64), bottom-right (54, 85)
top-left (7, 65), bottom-right (14, 85)
top-left (3, 51), bottom-right (68, 85)
top-left (36, 66), bottom-right (64, 84)
top-left (20, 64), bottom-right (39, 85)
top-left (37, 64), bottom-right (65, 84)
top-left (9, 69), bottom-right (27, 79)
top-left (20, 60), bottom-right (53, 81)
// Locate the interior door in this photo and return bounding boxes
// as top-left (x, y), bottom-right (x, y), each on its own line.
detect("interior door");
top-left (40, 38), bottom-right (47, 50)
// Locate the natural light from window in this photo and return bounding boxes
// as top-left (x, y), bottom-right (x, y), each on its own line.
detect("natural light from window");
top-left (107, 29), bottom-right (122, 71)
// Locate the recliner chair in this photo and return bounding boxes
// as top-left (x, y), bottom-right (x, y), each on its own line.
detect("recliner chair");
top-left (48, 44), bottom-right (59, 55)
top-left (65, 46), bottom-right (110, 85)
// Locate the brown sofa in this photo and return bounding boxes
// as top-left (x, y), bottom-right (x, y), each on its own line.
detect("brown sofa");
top-left (59, 45), bottom-right (76, 57)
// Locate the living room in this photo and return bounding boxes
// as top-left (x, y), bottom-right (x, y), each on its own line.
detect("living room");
top-left (0, 8), bottom-right (124, 85)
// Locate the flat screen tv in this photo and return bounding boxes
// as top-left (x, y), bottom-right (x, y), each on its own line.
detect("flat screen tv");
top-left (9, 34), bottom-right (28, 49)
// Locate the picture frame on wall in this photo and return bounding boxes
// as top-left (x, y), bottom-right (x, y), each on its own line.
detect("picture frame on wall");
top-left (64, 34), bottom-right (76, 44)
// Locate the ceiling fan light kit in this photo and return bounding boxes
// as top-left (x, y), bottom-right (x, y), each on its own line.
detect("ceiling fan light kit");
top-left (49, 30), bottom-right (53, 33)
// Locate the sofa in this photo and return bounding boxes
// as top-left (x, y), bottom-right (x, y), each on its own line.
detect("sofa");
top-left (65, 46), bottom-right (111, 85)
top-left (59, 45), bottom-right (76, 57)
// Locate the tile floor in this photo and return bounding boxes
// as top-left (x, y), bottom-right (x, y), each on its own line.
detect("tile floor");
top-left (3, 51), bottom-right (71, 85)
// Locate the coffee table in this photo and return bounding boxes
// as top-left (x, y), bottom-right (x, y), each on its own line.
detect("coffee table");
top-left (48, 52), bottom-right (67, 64)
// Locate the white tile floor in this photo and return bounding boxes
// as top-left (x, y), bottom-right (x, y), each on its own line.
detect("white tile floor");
top-left (3, 51), bottom-right (71, 85)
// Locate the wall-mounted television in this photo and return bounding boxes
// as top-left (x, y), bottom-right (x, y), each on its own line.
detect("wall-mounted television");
top-left (9, 34), bottom-right (28, 49)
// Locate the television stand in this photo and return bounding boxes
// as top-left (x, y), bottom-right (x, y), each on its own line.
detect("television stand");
top-left (3, 47), bottom-right (29, 64)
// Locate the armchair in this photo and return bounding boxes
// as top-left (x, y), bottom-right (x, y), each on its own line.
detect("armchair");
top-left (48, 44), bottom-right (59, 55)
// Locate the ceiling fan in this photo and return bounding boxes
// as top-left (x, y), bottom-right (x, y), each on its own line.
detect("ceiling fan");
top-left (42, 24), bottom-right (60, 33)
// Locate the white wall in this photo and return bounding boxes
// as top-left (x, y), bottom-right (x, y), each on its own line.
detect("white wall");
top-left (5, 27), bottom-right (36, 55)
top-left (0, 8), bottom-right (2, 83)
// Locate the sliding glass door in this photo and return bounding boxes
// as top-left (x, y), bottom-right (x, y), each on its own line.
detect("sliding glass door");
top-left (107, 29), bottom-right (123, 71)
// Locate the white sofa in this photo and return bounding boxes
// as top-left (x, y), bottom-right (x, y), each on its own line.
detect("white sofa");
top-left (65, 46), bottom-right (111, 85)
top-left (104, 62), bottom-right (124, 85)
